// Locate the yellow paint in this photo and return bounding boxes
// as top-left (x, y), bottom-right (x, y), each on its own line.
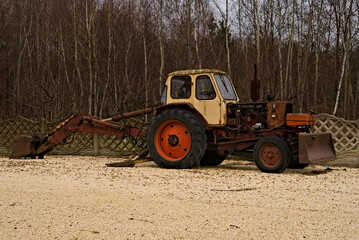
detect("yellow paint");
top-left (165, 69), bottom-right (238, 125)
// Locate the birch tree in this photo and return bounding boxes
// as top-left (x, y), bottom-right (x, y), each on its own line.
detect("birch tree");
top-left (155, 0), bottom-right (165, 96)
top-left (332, 0), bottom-right (354, 116)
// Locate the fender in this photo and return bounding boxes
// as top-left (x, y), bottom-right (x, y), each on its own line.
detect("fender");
top-left (156, 103), bottom-right (209, 127)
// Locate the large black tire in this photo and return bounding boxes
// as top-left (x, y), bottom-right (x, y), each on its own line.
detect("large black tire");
top-left (200, 151), bottom-right (227, 166)
top-left (253, 136), bottom-right (291, 173)
top-left (147, 109), bottom-right (206, 169)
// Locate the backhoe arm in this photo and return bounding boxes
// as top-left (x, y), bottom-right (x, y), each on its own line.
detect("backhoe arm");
top-left (10, 109), bottom-right (152, 159)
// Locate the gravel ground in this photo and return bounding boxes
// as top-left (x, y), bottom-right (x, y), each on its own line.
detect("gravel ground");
top-left (0, 155), bottom-right (358, 239)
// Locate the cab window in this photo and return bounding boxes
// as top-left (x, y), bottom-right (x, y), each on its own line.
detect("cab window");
top-left (171, 76), bottom-right (191, 99)
top-left (196, 75), bottom-right (216, 100)
top-left (214, 74), bottom-right (237, 100)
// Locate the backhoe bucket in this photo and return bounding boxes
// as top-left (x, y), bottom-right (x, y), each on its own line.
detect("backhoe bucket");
top-left (10, 135), bottom-right (41, 159)
top-left (298, 132), bottom-right (336, 164)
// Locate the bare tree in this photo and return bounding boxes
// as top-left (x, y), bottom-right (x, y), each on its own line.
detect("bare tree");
top-left (332, 0), bottom-right (354, 116)
top-left (1, 0), bottom-right (359, 120)
top-left (154, 0), bottom-right (165, 96)
top-left (194, 0), bottom-right (201, 68)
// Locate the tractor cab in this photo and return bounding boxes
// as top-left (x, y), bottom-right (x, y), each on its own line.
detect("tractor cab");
top-left (161, 69), bottom-right (238, 125)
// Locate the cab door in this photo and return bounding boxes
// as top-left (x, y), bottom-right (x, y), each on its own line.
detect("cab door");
top-left (192, 75), bottom-right (222, 125)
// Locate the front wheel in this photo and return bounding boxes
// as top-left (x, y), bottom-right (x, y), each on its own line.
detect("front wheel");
top-left (253, 136), bottom-right (291, 173)
top-left (147, 109), bottom-right (206, 169)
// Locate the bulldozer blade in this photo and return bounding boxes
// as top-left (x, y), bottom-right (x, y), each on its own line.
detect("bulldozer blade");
top-left (10, 135), bottom-right (41, 159)
top-left (298, 132), bottom-right (336, 164)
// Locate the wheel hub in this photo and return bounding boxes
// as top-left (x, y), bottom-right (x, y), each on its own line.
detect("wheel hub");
top-left (168, 134), bottom-right (179, 146)
top-left (260, 144), bottom-right (281, 167)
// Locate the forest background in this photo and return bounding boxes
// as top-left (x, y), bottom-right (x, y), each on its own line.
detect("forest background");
top-left (0, 0), bottom-right (358, 121)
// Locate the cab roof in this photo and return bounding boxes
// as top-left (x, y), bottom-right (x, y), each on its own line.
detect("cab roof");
top-left (168, 69), bottom-right (227, 76)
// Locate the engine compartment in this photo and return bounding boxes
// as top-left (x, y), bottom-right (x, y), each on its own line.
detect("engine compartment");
top-left (226, 101), bottom-right (294, 133)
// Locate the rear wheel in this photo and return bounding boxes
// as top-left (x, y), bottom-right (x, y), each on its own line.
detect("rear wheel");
top-left (147, 109), bottom-right (206, 169)
top-left (253, 136), bottom-right (291, 173)
top-left (200, 151), bottom-right (227, 166)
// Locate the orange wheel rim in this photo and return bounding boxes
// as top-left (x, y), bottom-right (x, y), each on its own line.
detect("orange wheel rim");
top-left (259, 144), bottom-right (281, 168)
top-left (154, 120), bottom-right (191, 161)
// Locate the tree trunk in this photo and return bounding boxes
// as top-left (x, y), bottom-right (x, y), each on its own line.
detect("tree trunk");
top-left (156, 0), bottom-right (165, 96)
top-left (100, 1), bottom-right (113, 118)
top-left (194, 0), bottom-right (201, 68)
top-left (354, 67), bottom-right (359, 118)
top-left (225, 0), bottom-right (231, 75)
top-left (238, 0), bottom-right (243, 48)
top-left (254, 0), bottom-right (260, 65)
top-left (86, 0), bottom-right (93, 115)
top-left (72, 1), bottom-right (84, 107)
top-left (142, 0), bottom-right (149, 121)
top-left (59, 23), bottom-right (74, 112)
top-left (343, 56), bottom-right (348, 118)
top-left (314, 40), bottom-right (319, 106)
top-left (277, 1), bottom-right (283, 100)
top-left (285, 0), bottom-right (295, 100)
top-left (333, 46), bottom-right (347, 116)
top-left (313, 0), bottom-right (323, 106)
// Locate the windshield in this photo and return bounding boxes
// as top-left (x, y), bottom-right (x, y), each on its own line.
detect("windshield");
top-left (214, 74), bottom-right (237, 100)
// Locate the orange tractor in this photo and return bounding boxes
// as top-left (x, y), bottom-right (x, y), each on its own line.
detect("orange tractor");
top-left (11, 67), bottom-right (336, 173)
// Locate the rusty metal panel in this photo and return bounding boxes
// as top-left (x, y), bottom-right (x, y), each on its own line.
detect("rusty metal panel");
top-left (298, 132), bottom-right (336, 164)
top-left (110, 107), bottom-right (154, 121)
top-left (266, 102), bottom-right (292, 129)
